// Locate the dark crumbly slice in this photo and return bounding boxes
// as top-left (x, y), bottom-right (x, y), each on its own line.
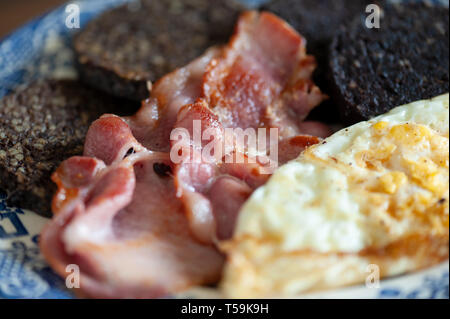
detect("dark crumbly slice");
top-left (330, 2), bottom-right (449, 124)
top-left (0, 80), bottom-right (127, 216)
top-left (74, 0), bottom-right (245, 101)
top-left (262, 0), bottom-right (376, 82)
top-left (262, 0), bottom-right (379, 123)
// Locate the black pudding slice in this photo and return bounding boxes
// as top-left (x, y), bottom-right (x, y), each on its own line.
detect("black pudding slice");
top-left (329, 2), bottom-right (449, 124)
top-left (74, 0), bottom-right (245, 102)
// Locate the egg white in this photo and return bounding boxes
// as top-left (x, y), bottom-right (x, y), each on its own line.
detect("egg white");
top-left (221, 94), bottom-right (449, 298)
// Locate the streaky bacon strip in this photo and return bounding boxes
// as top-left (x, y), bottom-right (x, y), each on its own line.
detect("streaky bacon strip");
top-left (172, 12), bottom-right (328, 244)
top-left (173, 100), bottom-right (273, 243)
top-left (125, 48), bottom-right (220, 152)
top-left (41, 48), bottom-right (225, 299)
top-left (84, 115), bottom-right (144, 165)
top-left (40, 11), bottom-right (330, 298)
top-left (203, 11), bottom-right (327, 136)
top-left (42, 151), bottom-right (224, 299)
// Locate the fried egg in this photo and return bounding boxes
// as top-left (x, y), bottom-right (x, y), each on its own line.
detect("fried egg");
top-left (221, 94), bottom-right (449, 298)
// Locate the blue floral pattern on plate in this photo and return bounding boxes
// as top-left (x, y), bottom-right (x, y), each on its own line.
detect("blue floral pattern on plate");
top-left (0, 192), bottom-right (72, 298)
top-left (0, 0), bottom-right (449, 299)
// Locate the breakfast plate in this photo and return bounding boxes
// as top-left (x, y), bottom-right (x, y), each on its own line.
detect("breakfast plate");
top-left (0, 0), bottom-right (449, 299)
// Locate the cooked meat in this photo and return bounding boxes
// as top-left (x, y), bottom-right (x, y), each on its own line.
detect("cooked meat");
top-left (173, 11), bottom-right (329, 245)
top-left (40, 12), bottom-right (329, 298)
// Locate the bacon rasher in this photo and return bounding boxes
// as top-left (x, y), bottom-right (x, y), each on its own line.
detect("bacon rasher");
top-left (40, 11), bottom-right (329, 298)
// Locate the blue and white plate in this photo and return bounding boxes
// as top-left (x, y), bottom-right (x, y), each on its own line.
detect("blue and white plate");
top-left (0, 0), bottom-right (449, 299)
